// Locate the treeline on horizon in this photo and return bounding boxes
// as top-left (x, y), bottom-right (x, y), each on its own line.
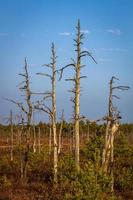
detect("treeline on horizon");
top-left (0, 120), bottom-right (133, 137)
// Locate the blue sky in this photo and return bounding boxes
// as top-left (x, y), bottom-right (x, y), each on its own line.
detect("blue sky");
top-left (0, 0), bottom-right (133, 123)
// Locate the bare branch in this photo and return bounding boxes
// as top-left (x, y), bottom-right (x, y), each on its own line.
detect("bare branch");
top-left (36, 72), bottom-right (52, 79)
top-left (112, 76), bottom-right (119, 81)
top-left (79, 76), bottom-right (87, 79)
top-left (112, 86), bottom-right (130, 90)
top-left (58, 63), bottom-right (75, 81)
top-left (65, 78), bottom-right (76, 82)
top-left (3, 97), bottom-right (27, 114)
top-left (18, 73), bottom-right (26, 78)
top-left (112, 95), bottom-right (120, 100)
top-left (34, 102), bottom-right (52, 116)
top-left (42, 63), bottom-right (52, 68)
top-left (80, 50), bottom-right (97, 64)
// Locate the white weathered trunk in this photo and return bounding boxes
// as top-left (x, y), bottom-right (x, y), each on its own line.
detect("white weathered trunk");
top-left (33, 126), bottom-right (36, 153)
top-left (75, 21), bottom-right (81, 171)
top-left (110, 123), bottom-right (119, 192)
top-left (102, 120), bottom-right (111, 172)
top-left (58, 110), bottom-right (64, 154)
top-left (52, 43), bottom-right (58, 182)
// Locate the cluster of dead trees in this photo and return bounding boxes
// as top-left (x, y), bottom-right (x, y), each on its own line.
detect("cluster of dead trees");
top-left (3, 20), bottom-right (129, 192)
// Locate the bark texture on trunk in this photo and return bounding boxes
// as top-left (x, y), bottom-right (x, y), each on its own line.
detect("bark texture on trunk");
top-left (102, 76), bottom-right (129, 193)
top-left (58, 110), bottom-right (64, 154)
top-left (74, 21), bottom-right (81, 171)
top-left (51, 43), bottom-right (58, 182)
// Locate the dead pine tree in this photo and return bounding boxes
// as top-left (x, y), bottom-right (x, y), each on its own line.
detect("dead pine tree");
top-left (102, 76), bottom-right (130, 193)
top-left (5, 58), bottom-right (33, 181)
top-left (58, 20), bottom-right (97, 171)
top-left (35, 43), bottom-right (58, 183)
top-left (58, 110), bottom-right (64, 154)
top-left (49, 116), bottom-right (52, 156)
top-left (15, 114), bottom-right (22, 146)
top-left (19, 58), bottom-right (33, 181)
top-left (32, 111), bottom-right (37, 153)
top-left (15, 112), bottom-right (25, 180)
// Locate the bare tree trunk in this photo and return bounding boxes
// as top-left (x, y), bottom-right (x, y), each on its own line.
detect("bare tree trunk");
top-left (33, 125), bottom-right (36, 153)
top-left (5, 58), bottom-right (33, 182)
top-left (23, 127), bottom-right (30, 181)
top-left (51, 43), bottom-right (58, 183)
top-left (74, 20), bottom-right (82, 171)
top-left (102, 76), bottom-right (129, 194)
top-left (110, 128), bottom-right (114, 193)
top-left (35, 43), bottom-right (59, 182)
top-left (58, 110), bottom-right (64, 154)
top-left (102, 77), bottom-right (114, 173)
top-left (102, 121), bottom-right (111, 172)
top-left (110, 123), bottom-right (119, 192)
top-left (23, 58), bottom-right (33, 181)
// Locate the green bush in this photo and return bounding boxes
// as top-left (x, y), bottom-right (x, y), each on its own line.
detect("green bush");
top-left (114, 131), bottom-right (133, 192)
top-left (0, 175), bottom-right (11, 190)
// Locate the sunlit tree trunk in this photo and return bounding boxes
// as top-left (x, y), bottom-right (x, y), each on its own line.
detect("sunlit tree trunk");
top-left (35, 43), bottom-right (58, 182)
top-left (51, 43), bottom-right (58, 182)
top-left (33, 125), bottom-right (36, 153)
top-left (58, 110), bottom-right (64, 154)
top-left (58, 20), bottom-right (97, 171)
top-left (102, 76), bottom-right (129, 193)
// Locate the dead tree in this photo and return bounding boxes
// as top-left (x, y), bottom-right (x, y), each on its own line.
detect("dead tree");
top-left (16, 113), bottom-right (25, 180)
top-left (15, 114), bottom-right (22, 146)
top-left (5, 58), bottom-right (33, 181)
top-left (35, 43), bottom-right (58, 182)
top-left (32, 112), bottom-right (37, 153)
top-left (102, 76), bottom-right (130, 192)
top-left (4, 58), bottom-right (33, 125)
top-left (58, 110), bottom-right (64, 154)
top-left (33, 125), bottom-right (36, 153)
top-left (58, 20), bottom-right (97, 171)
top-left (20, 59), bottom-right (33, 180)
